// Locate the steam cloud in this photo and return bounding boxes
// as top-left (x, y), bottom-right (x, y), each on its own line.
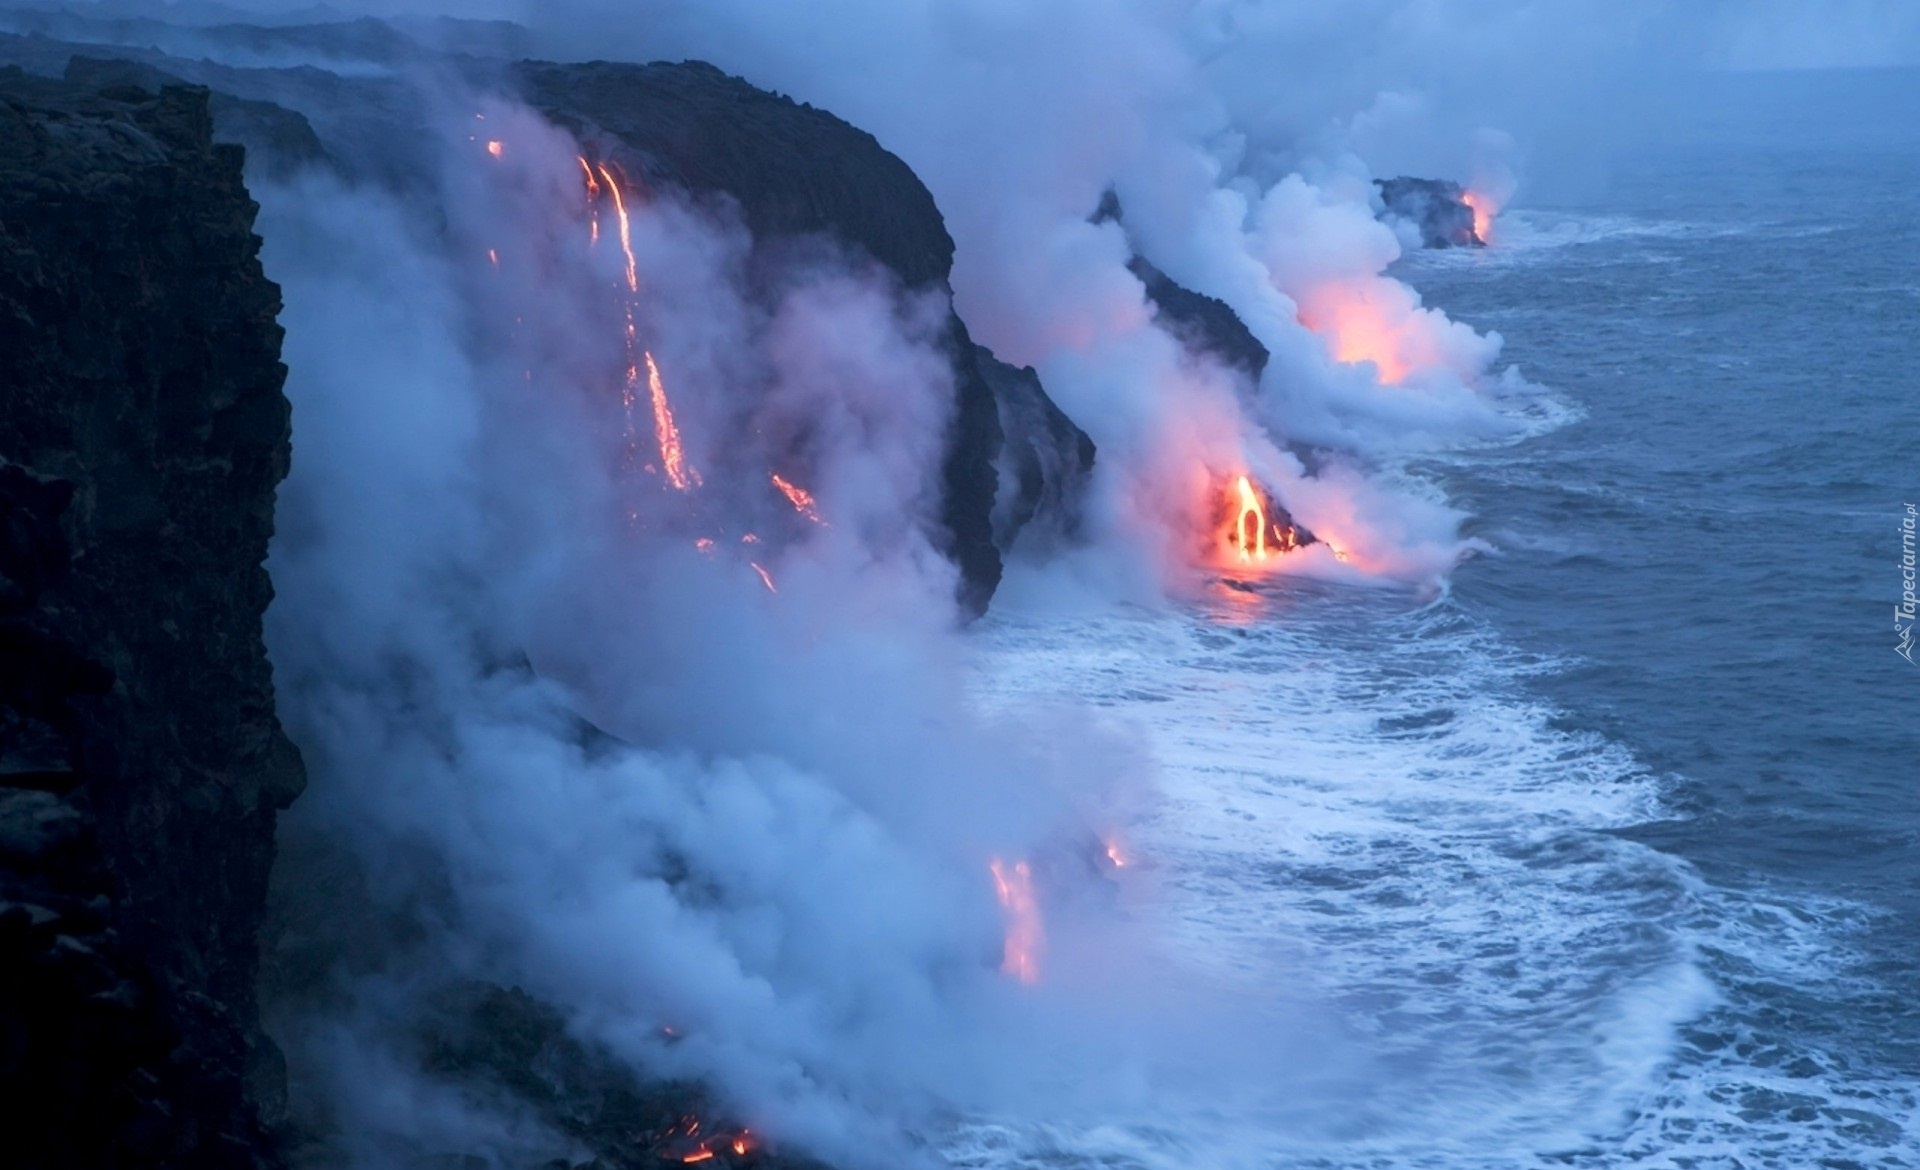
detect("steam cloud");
top-left (11, 0), bottom-right (1860, 1165)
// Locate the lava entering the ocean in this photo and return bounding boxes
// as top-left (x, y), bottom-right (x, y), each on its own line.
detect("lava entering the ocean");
top-left (1211, 474), bottom-right (1309, 570)
top-left (989, 858), bottom-right (1043, 984)
top-left (1461, 189), bottom-right (1496, 244)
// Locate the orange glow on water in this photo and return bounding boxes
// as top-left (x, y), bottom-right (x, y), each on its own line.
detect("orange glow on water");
top-left (769, 473), bottom-right (823, 523)
top-left (989, 858), bottom-right (1042, 984)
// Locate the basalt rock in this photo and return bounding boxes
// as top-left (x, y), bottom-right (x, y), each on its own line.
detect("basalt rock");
top-left (1374, 176), bottom-right (1483, 249)
top-left (1127, 254), bottom-right (1271, 381)
top-left (978, 348), bottom-right (1096, 553)
top-left (0, 69), bottom-right (303, 1169)
top-left (1093, 191), bottom-right (1270, 379)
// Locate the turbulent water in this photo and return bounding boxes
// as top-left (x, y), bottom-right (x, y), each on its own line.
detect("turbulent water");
top-left (958, 67), bottom-right (1920, 1169)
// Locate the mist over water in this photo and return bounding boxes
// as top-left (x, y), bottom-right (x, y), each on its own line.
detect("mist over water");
top-left (8, 2), bottom-right (1915, 1166)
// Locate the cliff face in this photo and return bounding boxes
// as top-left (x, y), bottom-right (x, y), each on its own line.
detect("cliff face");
top-left (0, 70), bottom-right (302, 1169)
top-left (1127, 254), bottom-right (1271, 381)
top-left (0, 29), bottom-right (1100, 610)
top-left (979, 351), bottom-right (1096, 552)
top-left (519, 59), bottom-right (1018, 611)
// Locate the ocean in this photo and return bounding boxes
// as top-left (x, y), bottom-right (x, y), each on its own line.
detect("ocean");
top-left (960, 66), bottom-right (1920, 1169)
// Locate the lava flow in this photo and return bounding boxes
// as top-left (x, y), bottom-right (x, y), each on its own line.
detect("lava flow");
top-left (657, 1115), bottom-right (756, 1164)
top-left (646, 351), bottom-right (700, 491)
top-left (580, 156), bottom-right (700, 490)
top-left (1462, 189), bottom-right (1496, 244)
top-left (769, 473), bottom-right (823, 524)
top-left (1212, 473), bottom-right (1307, 569)
top-left (989, 858), bottom-right (1042, 984)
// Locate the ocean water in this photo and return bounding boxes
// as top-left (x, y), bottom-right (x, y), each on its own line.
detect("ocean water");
top-left (957, 67), bottom-right (1920, 1169)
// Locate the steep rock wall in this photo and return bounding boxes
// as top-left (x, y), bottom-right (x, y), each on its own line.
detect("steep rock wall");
top-left (0, 69), bottom-right (302, 1169)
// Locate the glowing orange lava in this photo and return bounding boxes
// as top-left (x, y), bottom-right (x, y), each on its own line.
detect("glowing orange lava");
top-left (1105, 839), bottom-right (1128, 868)
top-left (1232, 475), bottom-right (1266, 562)
top-left (580, 157), bottom-right (702, 493)
top-left (1462, 190), bottom-right (1495, 244)
top-left (769, 473), bottom-right (823, 523)
top-left (989, 858), bottom-right (1042, 984)
top-left (1209, 473), bottom-right (1305, 572)
top-left (658, 1114), bottom-right (756, 1164)
top-left (645, 351), bottom-right (700, 490)
top-left (596, 163), bottom-right (639, 294)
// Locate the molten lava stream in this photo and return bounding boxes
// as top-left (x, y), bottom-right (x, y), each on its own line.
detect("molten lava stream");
top-left (645, 351), bottom-right (700, 491)
top-left (1208, 473), bottom-right (1309, 582)
top-left (578, 155), bottom-right (702, 493)
top-left (1231, 475), bottom-right (1267, 562)
top-left (769, 473), bottom-right (823, 524)
top-left (1462, 189), bottom-right (1496, 243)
top-left (989, 858), bottom-right (1042, 984)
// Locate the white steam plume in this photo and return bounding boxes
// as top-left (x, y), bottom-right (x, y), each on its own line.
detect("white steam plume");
top-left (26, 1), bottom-right (1820, 1164)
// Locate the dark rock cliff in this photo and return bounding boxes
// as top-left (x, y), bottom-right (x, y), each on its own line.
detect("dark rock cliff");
top-left (1127, 254), bottom-right (1271, 381)
top-left (1094, 192), bottom-right (1270, 379)
top-left (979, 350), bottom-right (1095, 552)
top-left (1374, 176), bottom-right (1483, 249)
top-left (517, 59), bottom-right (1026, 611)
top-left (0, 70), bottom-right (302, 1169)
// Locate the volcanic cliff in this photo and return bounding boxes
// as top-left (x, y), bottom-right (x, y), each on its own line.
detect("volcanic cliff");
top-left (0, 69), bottom-right (304, 1168)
